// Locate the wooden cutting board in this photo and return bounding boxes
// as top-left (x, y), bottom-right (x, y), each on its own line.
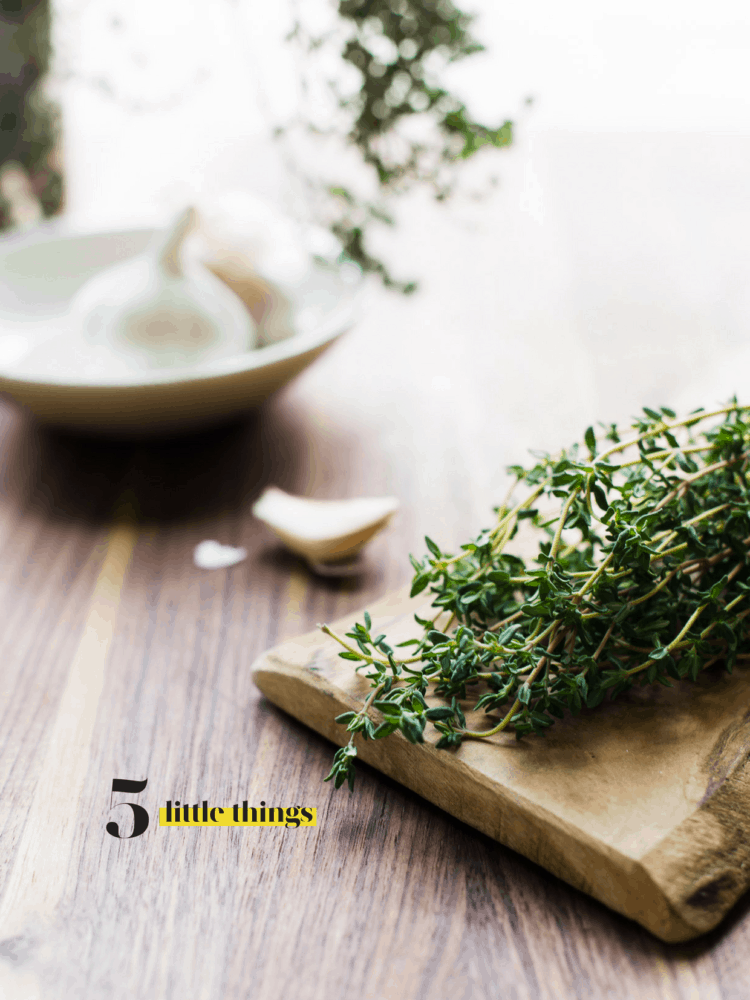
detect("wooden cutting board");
top-left (251, 585), bottom-right (750, 943)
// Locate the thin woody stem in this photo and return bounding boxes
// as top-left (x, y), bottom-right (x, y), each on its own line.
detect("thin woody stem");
top-left (596, 405), bottom-right (744, 463)
top-left (461, 623), bottom-right (565, 738)
top-left (320, 624), bottom-right (423, 667)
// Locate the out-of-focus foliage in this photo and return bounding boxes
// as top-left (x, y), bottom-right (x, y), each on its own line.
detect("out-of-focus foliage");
top-left (286, 0), bottom-right (513, 291)
top-left (0, 0), bottom-right (62, 230)
top-left (339, 0), bottom-right (511, 186)
top-left (0, 0), bottom-right (509, 289)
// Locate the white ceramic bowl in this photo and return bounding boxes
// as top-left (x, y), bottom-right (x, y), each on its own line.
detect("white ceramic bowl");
top-left (0, 223), bottom-right (359, 436)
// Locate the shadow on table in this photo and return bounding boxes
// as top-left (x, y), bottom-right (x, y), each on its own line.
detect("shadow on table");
top-left (0, 395), bottom-right (330, 527)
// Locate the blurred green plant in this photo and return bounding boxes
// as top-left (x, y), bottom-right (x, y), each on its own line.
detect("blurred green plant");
top-left (0, 0), bottom-right (62, 230)
top-left (285, 0), bottom-right (513, 291)
top-left (0, 0), bottom-right (510, 289)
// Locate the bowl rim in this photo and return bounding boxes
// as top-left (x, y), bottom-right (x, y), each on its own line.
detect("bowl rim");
top-left (0, 221), bottom-right (362, 390)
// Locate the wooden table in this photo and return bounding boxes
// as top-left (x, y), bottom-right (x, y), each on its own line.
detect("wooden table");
top-left (2, 171), bottom-right (750, 997)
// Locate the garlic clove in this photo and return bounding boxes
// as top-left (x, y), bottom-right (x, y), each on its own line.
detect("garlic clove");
top-left (203, 252), bottom-right (294, 348)
top-left (191, 191), bottom-right (309, 285)
top-left (186, 192), bottom-right (304, 347)
top-left (68, 207), bottom-right (257, 370)
top-left (251, 487), bottom-right (399, 564)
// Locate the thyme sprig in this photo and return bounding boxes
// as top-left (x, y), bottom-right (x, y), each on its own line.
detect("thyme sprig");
top-left (283, 0), bottom-right (513, 291)
top-left (322, 402), bottom-right (750, 791)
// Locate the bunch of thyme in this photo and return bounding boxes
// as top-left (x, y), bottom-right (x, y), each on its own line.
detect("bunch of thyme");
top-left (322, 403), bottom-right (750, 791)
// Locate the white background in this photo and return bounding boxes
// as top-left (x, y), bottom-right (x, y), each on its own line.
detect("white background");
top-left (50, 0), bottom-right (750, 220)
top-left (48, 0), bottom-right (750, 435)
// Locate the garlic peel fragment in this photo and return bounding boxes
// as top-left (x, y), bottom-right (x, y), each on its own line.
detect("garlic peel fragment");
top-left (251, 487), bottom-right (399, 563)
top-left (194, 540), bottom-right (248, 570)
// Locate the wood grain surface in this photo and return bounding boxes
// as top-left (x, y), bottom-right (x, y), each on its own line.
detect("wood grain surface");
top-left (1, 221), bottom-right (750, 999)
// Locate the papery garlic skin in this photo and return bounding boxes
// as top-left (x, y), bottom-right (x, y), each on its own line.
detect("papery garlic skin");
top-left (69, 207), bottom-right (257, 370)
top-left (193, 540), bottom-right (248, 569)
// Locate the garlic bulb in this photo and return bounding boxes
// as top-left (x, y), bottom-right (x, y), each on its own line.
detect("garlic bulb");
top-left (69, 207), bottom-right (256, 370)
top-left (252, 486), bottom-right (399, 568)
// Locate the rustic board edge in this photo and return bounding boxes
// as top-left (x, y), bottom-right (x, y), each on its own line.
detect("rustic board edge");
top-left (251, 607), bottom-right (750, 943)
top-left (641, 760), bottom-right (750, 935)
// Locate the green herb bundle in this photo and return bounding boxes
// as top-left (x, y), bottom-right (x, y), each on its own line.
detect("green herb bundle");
top-left (322, 403), bottom-right (750, 791)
